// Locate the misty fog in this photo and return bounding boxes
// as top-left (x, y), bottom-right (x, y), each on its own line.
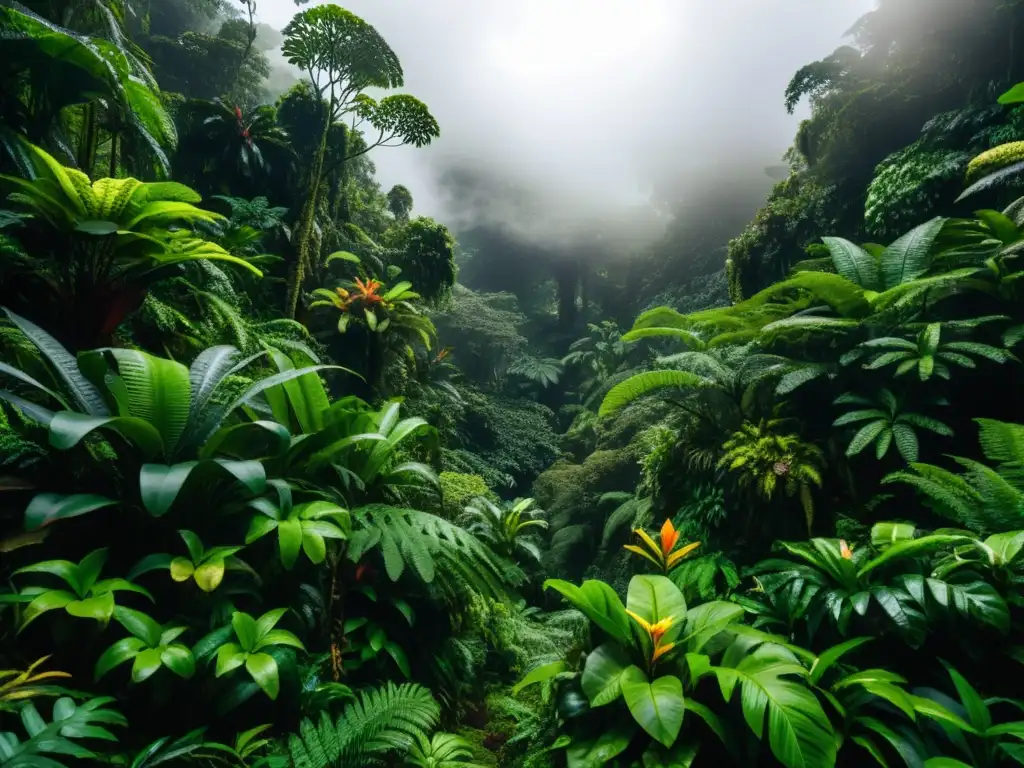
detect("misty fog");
top-left (257, 0), bottom-right (874, 249)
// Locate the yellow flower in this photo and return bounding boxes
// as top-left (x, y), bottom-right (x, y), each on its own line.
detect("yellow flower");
top-left (840, 540), bottom-right (853, 560)
top-left (627, 611), bottom-right (676, 664)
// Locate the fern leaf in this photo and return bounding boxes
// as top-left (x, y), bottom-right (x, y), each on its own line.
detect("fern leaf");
top-left (598, 371), bottom-right (706, 417)
top-left (821, 236), bottom-right (880, 290)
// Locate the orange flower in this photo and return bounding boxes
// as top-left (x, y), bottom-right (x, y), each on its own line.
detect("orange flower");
top-left (627, 611), bottom-right (677, 664)
top-left (660, 519), bottom-right (680, 557)
top-left (624, 520), bottom-right (700, 573)
top-left (353, 277), bottom-right (383, 304)
top-left (840, 540), bottom-right (853, 560)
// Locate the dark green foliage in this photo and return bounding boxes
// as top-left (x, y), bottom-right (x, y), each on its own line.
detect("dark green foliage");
top-left (287, 682), bottom-right (440, 768)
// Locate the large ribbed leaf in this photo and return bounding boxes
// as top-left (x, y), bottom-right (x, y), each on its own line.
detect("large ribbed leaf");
top-left (711, 638), bottom-right (836, 768)
top-left (822, 237), bottom-right (880, 290)
top-left (107, 350), bottom-right (190, 458)
top-left (2, 307), bottom-right (109, 415)
top-left (620, 666), bottom-right (685, 748)
top-left (880, 218), bottom-right (946, 289)
top-left (544, 578), bottom-right (631, 644)
top-left (598, 371), bottom-right (706, 417)
top-left (627, 575), bottom-right (687, 644)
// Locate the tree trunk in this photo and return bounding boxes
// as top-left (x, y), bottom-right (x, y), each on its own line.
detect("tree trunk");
top-left (76, 103), bottom-right (97, 175)
top-left (109, 133), bottom-right (118, 178)
top-left (555, 260), bottom-right (579, 331)
top-left (285, 118), bottom-right (330, 318)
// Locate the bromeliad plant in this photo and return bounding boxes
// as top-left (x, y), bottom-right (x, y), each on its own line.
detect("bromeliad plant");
top-left (539, 574), bottom-right (837, 767)
top-left (197, 608), bottom-right (306, 701)
top-left (245, 481), bottom-right (351, 570)
top-left (94, 607), bottom-right (195, 684)
top-left (623, 519), bottom-right (700, 574)
top-left (10, 548), bottom-right (152, 631)
top-left (127, 529), bottom-right (251, 593)
top-left (461, 496), bottom-right (548, 564)
top-left (0, 141), bottom-right (261, 350)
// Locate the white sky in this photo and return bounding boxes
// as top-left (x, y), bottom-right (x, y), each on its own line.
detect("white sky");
top-left (257, 0), bottom-right (875, 240)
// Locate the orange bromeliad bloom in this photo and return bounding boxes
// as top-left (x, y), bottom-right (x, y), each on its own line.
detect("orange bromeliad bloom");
top-left (624, 519), bottom-right (700, 573)
top-left (627, 611), bottom-right (677, 663)
top-left (840, 539), bottom-right (853, 560)
top-left (353, 277), bottom-right (384, 304)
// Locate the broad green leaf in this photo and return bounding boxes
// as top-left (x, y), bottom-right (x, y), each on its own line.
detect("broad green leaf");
top-left (112, 606), bottom-right (162, 646)
top-left (566, 721), bottom-right (636, 768)
top-left (859, 535), bottom-right (973, 577)
top-left (232, 612), bottom-right (258, 651)
top-left (544, 579), bottom-right (631, 644)
top-left (169, 558), bottom-right (194, 582)
top-left (680, 601), bottom-right (744, 653)
top-left (131, 648), bottom-right (164, 683)
top-left (581, 643), bottom-right (631, 706)
top-left (880, 218), bottom-right (946, 289)
top-left (809, 637), bottom-right (873, 685)
top-left (215, 643), bottom-right (248, 676)
top-left (94, 637), bottom-right (146, 680)
top-left (512, 660), bottom-right (567, 695)
top-left (139, 462), bottom-right (198, 517)
top-left (822, 237), bottom-right (880, 290)
top-left (160, 645), bottom-right (195, 679)
top-left (383, 641), bottom-right (410, 678)
top-left (255, 608), bottom-right (288, 640)
top-left (642, 741), bottom-right (700, 768)
top-left (627, 575), bottom-right (687, 644)
top-left (49, 412), bottom-right (164, 459)
top-left (24, 493), bottom-right (117, 531)
top-left (621, 666), bottom-right (685, 748)
top-left (245, 653), bottom-right (279, 700)
top-left (193, 559), bottom-right (226, 592)
top-left (20, 590), bottom-right (76, 630)
top-left (66, 592), bottom-right (115, 623)
top-left (278, 519), bottom-right (303, 569)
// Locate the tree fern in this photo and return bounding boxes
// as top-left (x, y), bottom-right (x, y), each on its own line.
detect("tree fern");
top-left (598, 371), bottom-right (707, 417)
top-left (348, 505), bottom-right (522, 597)
top-left (883, 418), bottom-right (1024, 533)
top-left (287, 682), bottom-right (440, 768)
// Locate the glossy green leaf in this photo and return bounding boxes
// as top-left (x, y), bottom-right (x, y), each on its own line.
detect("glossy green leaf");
top-left (627, 575), bottom-right (687, 644)
top-left (232, 612), bottom-right (258, 650)
top-left (566, 721), bottom-right (636, 768)
top-left (278, 519), bottom-right (303, 569)
top-left (245, 653), bottom-right (279, 700)
top-left (621, 666), bottom-right (685, 748)
top-left (94, 637), bottom-right (146, 680)
top-left (193, 559), bottom-right (226, 592)
top-left (582, 643), bottom-right (631, 706)
top-left (24, 493), bottom-right (117, 531)
top-left (160, 645), bottom-right (195, 679)
top-left (512, 660), bottom-right (567, 695)
top-left (131, 648), bottom-right (164, 682)
top-left (544, 579), bottom-right (631, 644)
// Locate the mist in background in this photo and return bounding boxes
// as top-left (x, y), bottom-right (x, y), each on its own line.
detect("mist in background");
top-left (257, 0), bottom-right (875, 250)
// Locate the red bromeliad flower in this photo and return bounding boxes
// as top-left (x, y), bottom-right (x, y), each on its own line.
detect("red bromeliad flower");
top-left (352, 277), bottom-right (384, 305)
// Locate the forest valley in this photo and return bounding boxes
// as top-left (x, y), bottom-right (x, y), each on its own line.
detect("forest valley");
top-left (4, 0), bottom-right (1024, 766)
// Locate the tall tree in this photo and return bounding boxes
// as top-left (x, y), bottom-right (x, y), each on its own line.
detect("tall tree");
top-left (280, 4), bottom-right (439, 318)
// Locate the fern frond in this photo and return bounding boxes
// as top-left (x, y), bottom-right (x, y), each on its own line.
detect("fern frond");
top-left (349, 506), bottom-right (522, 597)
top-left (287, 682), bottom-right (440, 768)
top-left (598, 370), bottom-right (707, 417)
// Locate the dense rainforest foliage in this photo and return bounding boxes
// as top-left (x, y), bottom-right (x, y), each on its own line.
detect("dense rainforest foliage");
top-left (2, 1), bottom-right (1024, 766)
